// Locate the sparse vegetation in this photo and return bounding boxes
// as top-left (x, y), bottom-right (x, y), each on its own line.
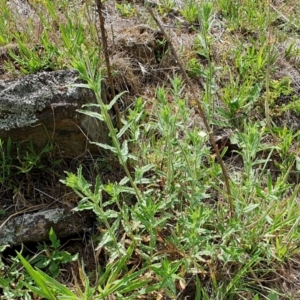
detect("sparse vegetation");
top-left (1, 0), bottom-right (300, 299)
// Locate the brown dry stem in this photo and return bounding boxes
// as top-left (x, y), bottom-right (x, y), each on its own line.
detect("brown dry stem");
top-left (95, 0), bottom-right (122, 131)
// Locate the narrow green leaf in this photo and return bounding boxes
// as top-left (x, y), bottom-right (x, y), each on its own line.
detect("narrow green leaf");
top-left (17, 252), bottom-right (56, 300)
top-left (0, 278), bottom-right (9, 288)
top-left (96, 232), bottom-right (113, 250)
top-left (49, 227), bottom-right (59, 248)
top-left (104, 209), bottom-right (118, 218)
top-left (107, 91), bottom-right (127, 110)
top-left (90, 142), bottom-right (117, 153)
top-left (296, 156), bottom-right (300, 171)
top-left (22, 282), bottom-right (53, 299)
top-left (77, 109), bottom-right (105, 121)
top-left (117, 119), bottom-right (131, 139)
top-left (35, 269), bottom-right (77, 298)
top-left (121, 140), bottom-right (129, 159)
top-left (267, 292), bottom-right (278, 300)
top-left (243, 204), bottom-right (259, 213)
top-left (70, 83), bottom-right (91, 89)
top-left (119, 176), bottom-right (130, 185)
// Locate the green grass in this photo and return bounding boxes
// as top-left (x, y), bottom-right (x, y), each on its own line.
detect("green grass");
top-left (1, 0), bottom-right (300, 299)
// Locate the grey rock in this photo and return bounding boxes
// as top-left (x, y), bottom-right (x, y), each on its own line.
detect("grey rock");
top-left (0, 208), bottom-right (94, 246)
top-left (0, 70), bottom-right (109, 156)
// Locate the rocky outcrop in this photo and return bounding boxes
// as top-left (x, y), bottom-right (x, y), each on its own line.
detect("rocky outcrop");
top-left (0, 69), bottom-right (108, 157)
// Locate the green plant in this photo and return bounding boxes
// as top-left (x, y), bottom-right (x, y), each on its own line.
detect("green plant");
top-left (1, 0), bottom-right (97, 75)
top-left (0, 0), bottom-right (15, 45)
top-left (195, 2), bottom-right (218, 116)
top-left (235, 43), bottom-right (277, 82)
top-left (180, 0), bottom-right (200, 24)
top-left (217, 79), bottom-right (262, 127)
top-left (0, 245), bottom-right (38, 300)
top-left (261, 76), bottom-right (299, 117)
top-left (219, 0), bottom-right (274, 34)
top-left (16, 141), bottom-right (53, 173)
top-left (17, 251), bottom-right (77, 300)
top-left (186, 57), bottom-right (203, 78)
top-left (17, 242), bottom-right (153, 299)
top-left (116, 2), bottom-right (136, 18)
top-left (266, 77), bottom-right (295, 107)
top-left (70, 46), bottom-right (144, 199)
top-left (158, 0), bottom-right (175, 15)
top-left (0, 138), bottom-right (13, 184)
top-left (30, 62), bottom-right (300, 298)
top-left (151, 259), bottom-right (183, 298)
top-left (280, 97), bottom-right (300, 115)
top-left (63, 17), bottom-right (300, 296)
top-left (31, 228), bottom-right (78, 278)
top-left (0, 138), bottom-right (53, 185)
top-left (8, 32), bottom-right (60, 74)
top-left (284, 41), bottom-right (300, 60)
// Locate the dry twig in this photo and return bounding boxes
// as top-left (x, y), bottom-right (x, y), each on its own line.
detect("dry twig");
top-left (95, 0), bottom-right (122, 130)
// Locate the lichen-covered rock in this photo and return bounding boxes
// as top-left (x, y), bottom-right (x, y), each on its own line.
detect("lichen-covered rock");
top-left (0, 208), bottom-right (94, 246)
top-left (0, 70), bottom-right (108, 156)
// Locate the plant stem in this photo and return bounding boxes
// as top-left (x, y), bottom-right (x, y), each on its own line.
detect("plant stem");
top-left (93, 90), bottom-right (144, 204)
top-left (265, 0), bottom-right (272, 131)
top-left (95, 0), bottom-right (122, 130)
